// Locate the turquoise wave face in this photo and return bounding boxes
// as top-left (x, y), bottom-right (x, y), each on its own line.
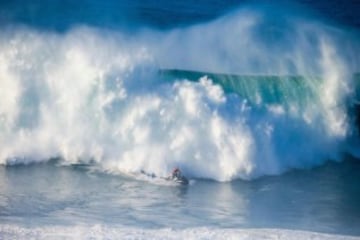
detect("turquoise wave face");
top-left (160, 69), bottom-right (360, 116)
top-left (160, 69), bottom-right (320, 106)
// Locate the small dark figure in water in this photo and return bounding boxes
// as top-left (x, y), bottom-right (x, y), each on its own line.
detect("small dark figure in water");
top-left (169, 167), bottom-right (189, 185)
top-left (172, 167), bottom-right (182, 179)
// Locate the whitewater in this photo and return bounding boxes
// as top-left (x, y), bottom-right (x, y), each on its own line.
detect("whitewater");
top-left (0, 11), bottom-right (358, 181)
top-left (0, 0), bottom-right (360, 239)
top-left (1, 225), bottom-right (360, 240)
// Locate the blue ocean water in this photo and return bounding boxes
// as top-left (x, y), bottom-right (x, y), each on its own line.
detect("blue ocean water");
top-left (0, 0), bottom-right (360, 239)
top-left (1, 158), bottom-right (360, 235)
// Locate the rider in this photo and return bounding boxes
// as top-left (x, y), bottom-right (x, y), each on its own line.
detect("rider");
top-left (172, 167), bottom-right (181, 179)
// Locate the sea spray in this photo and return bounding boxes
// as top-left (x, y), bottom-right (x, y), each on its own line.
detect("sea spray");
top-left (0, 5), bottom-right (358, 181)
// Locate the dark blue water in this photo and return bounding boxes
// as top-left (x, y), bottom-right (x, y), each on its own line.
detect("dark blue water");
top-left (0, 0), bottom-right (359, 31)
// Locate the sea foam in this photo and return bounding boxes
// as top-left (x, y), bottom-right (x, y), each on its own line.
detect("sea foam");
top-left (0, 6), bottom-right (358, 181)
top-left (1, 224), bottom-right (359, 240)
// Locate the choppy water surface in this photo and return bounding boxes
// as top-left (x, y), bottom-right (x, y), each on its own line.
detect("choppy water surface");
top-left (1, 158), bottom-right (359, 237)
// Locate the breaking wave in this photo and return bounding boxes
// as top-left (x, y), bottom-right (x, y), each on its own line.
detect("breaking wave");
top-left (0, 5), bottom-right (359, 181)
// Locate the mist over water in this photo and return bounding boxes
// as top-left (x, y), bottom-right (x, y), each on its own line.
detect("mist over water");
top-left (0, 2), bottom-right (359, 182)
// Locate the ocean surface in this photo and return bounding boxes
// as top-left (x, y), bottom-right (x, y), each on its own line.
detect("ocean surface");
top-left (0, 0), bottom-right (360, 239)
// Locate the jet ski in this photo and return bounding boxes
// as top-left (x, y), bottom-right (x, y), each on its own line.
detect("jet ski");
top-left (167, 174), bottom-right (189, 185)
top-left (166, 167), bottom-right (189, 185)
top-left (140, 168), bottom-right (189, 185)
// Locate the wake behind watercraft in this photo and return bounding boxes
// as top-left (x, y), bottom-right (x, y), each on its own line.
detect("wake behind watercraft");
top-left (140, 168), bottom-right (189, 185)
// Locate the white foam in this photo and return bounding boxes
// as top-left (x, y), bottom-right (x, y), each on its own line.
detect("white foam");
top-left (0, 5), bottom-right (358, 181)
top-left (1, 224), bottom-right (358, 240)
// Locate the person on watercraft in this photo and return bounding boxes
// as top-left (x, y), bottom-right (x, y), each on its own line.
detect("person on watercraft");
top-left (168, 167), bottom-right (189, 185)
top-left (171, 167), bottom-right (182, 179)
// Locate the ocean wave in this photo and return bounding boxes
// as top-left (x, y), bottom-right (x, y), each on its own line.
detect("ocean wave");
top-left (0, 5), bottom-right (359, 181)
